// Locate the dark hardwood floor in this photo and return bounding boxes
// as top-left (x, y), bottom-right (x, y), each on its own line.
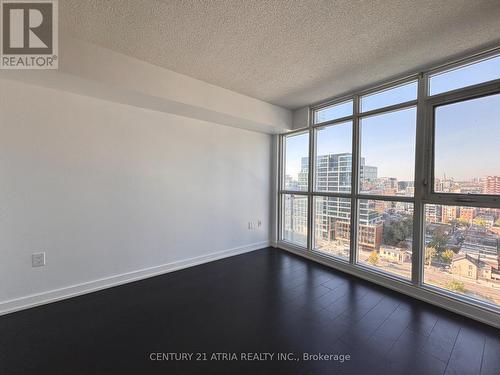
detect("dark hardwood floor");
top-left (1, 247), bottom-right (499, 374)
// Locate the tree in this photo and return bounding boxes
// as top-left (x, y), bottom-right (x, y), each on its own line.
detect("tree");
top-left (441, 249), bottom-right (455, 264)
top-left (446, 280), bottom-right (466, 293)
top-left (367, 251), bottom-right (379, 266)
top-left (383, 217), bottom-right (413, 248)
top-left (425, 247), bottom-right (437, 265)
top-left (429, 231), bottom-right (449, 254)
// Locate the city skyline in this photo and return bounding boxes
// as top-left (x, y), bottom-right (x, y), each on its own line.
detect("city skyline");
top-left (286, 148), bottom-right (500, 196)
top-left (286, 90), bottom-right (499, 182)
top-left (282, 54), bottom-right (500, 312)
top-left (284, 147), bottom-right (500, 305)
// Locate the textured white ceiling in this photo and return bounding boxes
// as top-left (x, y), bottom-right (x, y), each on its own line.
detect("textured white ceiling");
top-left (60, 0), bottom-right (500, 109)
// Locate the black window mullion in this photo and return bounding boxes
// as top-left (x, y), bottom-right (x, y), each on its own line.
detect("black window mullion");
top-left (350, 96), bottom-right (360, 264)
top-left (412, 73), bottom-right (428, 286)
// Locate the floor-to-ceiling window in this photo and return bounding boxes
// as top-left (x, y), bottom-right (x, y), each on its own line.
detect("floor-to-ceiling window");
top-left (281, 131), bottom-right (309, 247)
top-left (278, 49), bottom-right (500, 315)
top-left (423, 61), bottom-right (500, 308)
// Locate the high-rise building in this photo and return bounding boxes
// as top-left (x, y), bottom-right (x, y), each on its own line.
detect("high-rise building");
top-left (442, 205), bottom-right (458, 224)
top-left (300, 153), bottom-right (383, 250)
top-left (284, 175), bottom-right (299, 191)
top-left (425, 204), bottom-right (441, 223)
top-left (299, 154), bottom-right (378, 192)
top-left (459, 207), bottom-right (477, 222)
top-left (482, 176), bottom-right (500, 195)
top-left (315, 153), bottom-right (353, 193)
top-left (282, 194), bottom-right (308, 246)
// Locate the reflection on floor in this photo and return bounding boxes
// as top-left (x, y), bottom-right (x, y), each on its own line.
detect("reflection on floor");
top-left (1, 248), bottom-right (498, 374)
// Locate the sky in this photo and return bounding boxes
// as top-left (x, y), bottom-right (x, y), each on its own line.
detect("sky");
top-left (435, 94), bottom-right (500, 179)
top-left (285, 55), bottom-right (500, 183)
top-left (360, 107), bottom-right (415, 180)
top-left (286, 108), bottom-right (416, 181)
top-left (430, 55), bottom-right (500, 95)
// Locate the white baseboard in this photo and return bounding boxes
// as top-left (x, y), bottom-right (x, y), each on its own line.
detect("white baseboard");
top-left (0, 240), bottom-right (270, 316)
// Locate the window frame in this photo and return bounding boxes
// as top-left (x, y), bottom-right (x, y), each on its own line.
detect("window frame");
top-left (313, 120), bottom-right (353, 194)
top-left (281, 129), bottom-right (310, 193)
top-left (280, 193), bottom-right (309, 248)
top-left (279, 129), bottom-right (310, 248)
top-left (357, 105), bottom-right (418, 198)
top-left (312, 98), bottom-right (354, 126)
top-left (427, 48), bottom-right (500, 97)
top-left (425, 89), bottom-right (500, 204)
top-left (360, 79), bottom-right (418, 113)
top-left (420, 65), bottom-right (500, 310)
top-left (311, 195), bottom-right (352, 261)
top-left (277, 46), bottom-right (500, 320)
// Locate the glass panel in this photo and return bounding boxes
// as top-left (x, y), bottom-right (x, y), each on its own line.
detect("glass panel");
top-left (359, 107), bottom-right (416, 197)
top-left (315, 121), bottom-right (352, 193)
top-left (434, 94), bottom-right (500, 195)
top-left (361, 81), bottom-right (417, 112)
top-left (284, 132), bottom-right (309, 191)
top-left (314, 100), bottom-right (353, 124)
top-left (313, 196), bottom-right (351, 259)
top-left (282, 194), bottom-right (308, 247)
top-left (357, 200), bottom-right (414, 279)
top-left (423, 205), bottom-right (500, 308)
top-left (430, 55), bottom-right (500, 95)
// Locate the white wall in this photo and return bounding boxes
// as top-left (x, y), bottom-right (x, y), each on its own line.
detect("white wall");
top-left (0, 79), bottom-right (271, 310)
top-left (292, 107), bottom-right (309, 130)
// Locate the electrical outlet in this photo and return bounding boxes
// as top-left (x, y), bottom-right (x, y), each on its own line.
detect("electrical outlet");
top-left (248, 220), bottom-right (262, 230)
top-left (32, 252), bottom-right (46, 267)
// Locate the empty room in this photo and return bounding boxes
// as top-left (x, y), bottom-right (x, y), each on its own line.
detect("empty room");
top-left (1, 1), bottom-right (499, 374)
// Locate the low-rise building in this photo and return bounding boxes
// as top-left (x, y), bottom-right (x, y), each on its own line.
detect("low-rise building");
top-left (335, 220), bottom-right (383, 250)
top-left (451, 254), bottom-right (499, 282)
top-left (379, 246), bottom-right (411, 263)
